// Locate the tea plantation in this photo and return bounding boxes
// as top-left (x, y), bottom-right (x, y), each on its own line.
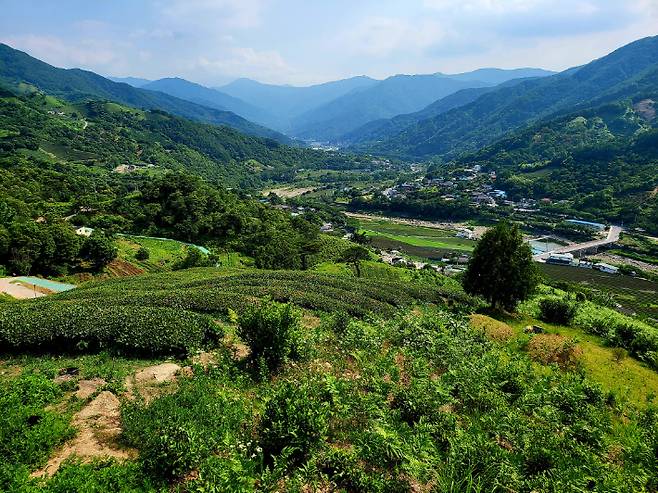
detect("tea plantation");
top-left (1, 267), bottom-right (658, 492)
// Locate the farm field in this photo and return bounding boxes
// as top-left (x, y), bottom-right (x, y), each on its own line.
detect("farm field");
top-left (540, 263), bottom-right (658, 319)
top-left (359, 217), bottom-right (476, 257)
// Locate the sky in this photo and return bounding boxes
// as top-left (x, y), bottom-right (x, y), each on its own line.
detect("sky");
top-left (1, 0), bottom-right (657, 87)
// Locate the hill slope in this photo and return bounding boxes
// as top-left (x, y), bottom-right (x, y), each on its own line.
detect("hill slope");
top-left (0, 44), bottom-right (288, 142)
top-left (142, 77), bottom-right (278, 129)
top-left (289, 74), bottom-right (490, 141)
top-left (353, 36), bottom-right (658, 158)
top-left (0, 90), bottom-right (365, 190)
top-left (453, 99), bottom-right (658, 231)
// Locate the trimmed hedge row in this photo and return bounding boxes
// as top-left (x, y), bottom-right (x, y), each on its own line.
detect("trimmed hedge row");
top-left (0, 302), bottom-right (218, 355)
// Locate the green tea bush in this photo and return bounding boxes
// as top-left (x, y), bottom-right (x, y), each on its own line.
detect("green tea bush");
top-left (259, 378), bottom-right (332, 464)
top-left (122, 371), bottom-right (252, 480)
top-left (238, 301), bottom-right (301, 373)
top-left (0, 302), bottom-right (218, 355)
top-left (0, 373), bottom-right (74, 486)
top-left (538, 297), bottom-right (578, 325)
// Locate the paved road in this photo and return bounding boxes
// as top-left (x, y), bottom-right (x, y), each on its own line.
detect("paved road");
top-left (534, 225), bottom-right (622, 261)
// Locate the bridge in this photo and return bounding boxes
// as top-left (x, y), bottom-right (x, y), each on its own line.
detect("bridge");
top-left (533, 225), bottom-right (622, 262)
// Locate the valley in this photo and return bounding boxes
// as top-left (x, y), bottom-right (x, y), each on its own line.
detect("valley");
top-left (0, 17), bottom-right (657, 493)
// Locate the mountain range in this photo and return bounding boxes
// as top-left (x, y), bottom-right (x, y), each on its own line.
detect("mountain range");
top-left (113, 69), bottom-right (555, 140)
top-left (350, 35), bottom-right (658, 158)
top-left (1, 37), bottom-right (657, 167)
top-left (0, 44), bottom-right (288, 142)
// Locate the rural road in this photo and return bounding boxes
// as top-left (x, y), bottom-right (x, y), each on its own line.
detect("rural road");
top-left (534, 225), bottom-right (623, 261)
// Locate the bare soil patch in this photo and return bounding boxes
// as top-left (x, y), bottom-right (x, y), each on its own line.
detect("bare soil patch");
top-left (32, 391), bottom-right (134, 477)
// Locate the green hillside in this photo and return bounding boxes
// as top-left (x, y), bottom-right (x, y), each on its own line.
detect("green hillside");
top-left (453, 100), bottom-right (658, 232)
top-left (0, 44), bottom-right (288, 142)
top-left (2, 266), bottom-right (658, 491)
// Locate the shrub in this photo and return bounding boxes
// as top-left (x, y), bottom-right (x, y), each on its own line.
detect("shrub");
top-left (122, 372), bottom-right (251, 480)
top-left (331, 310), bottom-right (351, 335)
top-left (469, 314), bottom-right (515, 342)
top-left (237, 301), bottom-right (301, 373)
top-left (539, 298), bottom-right (578, 325)
top-left (527, 334), bottom-right (583, 371)
top-left (259, 379), bottom-right (332, 464)
top-left (135, 246), bottom-right (150, 261)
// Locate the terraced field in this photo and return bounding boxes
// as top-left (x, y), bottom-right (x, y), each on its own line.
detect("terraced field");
top-left (540, 263), bottom-right (658, 319)
top-left (0, 268), bottom-right (470, 356)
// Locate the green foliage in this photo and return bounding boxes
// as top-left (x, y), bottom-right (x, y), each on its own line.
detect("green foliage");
top-left (463, 221), bottom-right (539, 310)
top-left (0, 373), bottom-right (73, 488)
top-left (0, 301), bottom-right (218, 356)
top-left (81, 232), bottom-right (118, 271)
top-left (134, 246), bottom-right (149, 261)
top-left (122, 368), bottom-right (253, 480)
top-left (538, 297), bottom-right (578, 325)
top-left (238, 301), bottom-right (301, 373)
top-left (259, 378), bottom-right (332, 464)
top-left (339, 244), bottom-right (371, 277)
top-left (574, 303), bottom-right (658, 368)
top-left (172, 247), bottom-right (210, 270)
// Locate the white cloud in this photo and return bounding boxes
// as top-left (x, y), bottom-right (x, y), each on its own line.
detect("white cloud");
top-left (1, 34), bottom-right (120, 68)
top-left (342, 17), bottom-right (444, 57)
top-left (195, 46), bottom-right (294, 83)
top-left (160, 0), bottom-right (266, 29)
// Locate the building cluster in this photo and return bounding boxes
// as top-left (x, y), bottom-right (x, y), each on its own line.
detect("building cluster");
top-left (546, 252), bottom-right (619, 274)
top-left (380, 249), bottom-right (470, 275)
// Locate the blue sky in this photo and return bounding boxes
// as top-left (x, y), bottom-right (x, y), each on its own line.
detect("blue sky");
top-left (1, 0), bottom-right (656, 86)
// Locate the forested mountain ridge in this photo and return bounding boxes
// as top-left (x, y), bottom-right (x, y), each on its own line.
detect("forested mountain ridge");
top-left (342, 77), bottom-right (539, 145)
top-left (352, 35), bottom-right (658, 158)
top-left (0, 44), bottom-right (289, 142)
top-left (453, 99), bottom-right (658, 231)
top-left (0, 89), bottom-right (367, 190)
top-left (288, 74), bottom-right (490, 141)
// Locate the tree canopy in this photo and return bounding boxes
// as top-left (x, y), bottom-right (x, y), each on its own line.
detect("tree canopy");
top-left (463, 221), bottom-right (539, 310)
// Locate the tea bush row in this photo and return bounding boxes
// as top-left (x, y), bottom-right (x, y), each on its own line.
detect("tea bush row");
top-left (0, 302), bottom-right (218, 356)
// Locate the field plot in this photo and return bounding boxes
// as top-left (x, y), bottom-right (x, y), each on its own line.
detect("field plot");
top-left (359, 218), bottom-right (475, 258)
top-left (540, 263), bottom-right (658, 319)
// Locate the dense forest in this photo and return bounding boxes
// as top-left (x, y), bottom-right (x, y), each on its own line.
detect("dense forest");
top-left (0, 89), bottom-right (365, 276)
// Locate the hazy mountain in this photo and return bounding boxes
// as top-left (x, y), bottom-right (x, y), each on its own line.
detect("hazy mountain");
top-left (343, 77), bottom-right (537, 144)
top-left (0, 44), bottom-right (289, 142)
top-left (288, 74), bottom-right (492, 141)
top-left (107, 76), bottom-right (151, 87)
top-left (142, 77), bottom-right (277, 128)
top-left (217, 76), bottom-right (379, 130)
top-left (353, 35), bottom-right (658, 158)
top-left (439, 67), bottom-right (555, 85)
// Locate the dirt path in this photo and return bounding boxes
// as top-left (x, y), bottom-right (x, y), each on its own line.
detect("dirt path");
top-left (0, 278), bottom-right (46, 299)
top-left (34, 362), bottom-right (186, 477)
top-left (32, 390), bottom-right (132, 477)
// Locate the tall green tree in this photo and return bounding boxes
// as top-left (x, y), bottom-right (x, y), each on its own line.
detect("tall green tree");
top-left (463, 221), bottom-right (539, 311)
top-left (81, 233), bottom-right (118, 271)
top-left (340, 245), bottom-right (371, 278)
